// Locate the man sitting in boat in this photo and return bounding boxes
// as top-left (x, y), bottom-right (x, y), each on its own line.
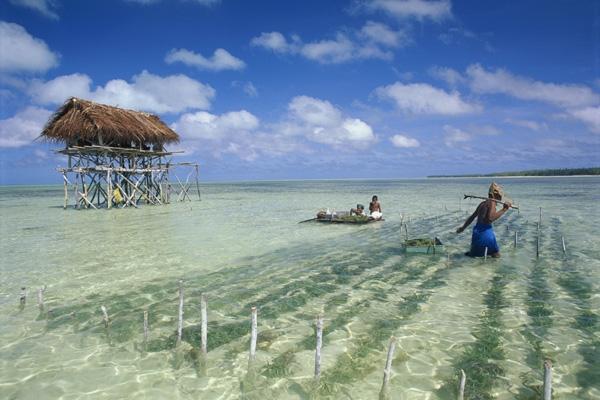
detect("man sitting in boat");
top-left (369, 195), bottom-right (382, 220)
top-left (350, 204), bottom-right (365, 216)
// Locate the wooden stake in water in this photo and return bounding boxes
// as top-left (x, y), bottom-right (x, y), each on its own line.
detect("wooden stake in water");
top-left (177, 280), bottom-right (184, 346)
top-left (37, 288), bottom-right (44, 311)
top-left (536, 231), bottom-right (540, 259)
top-left (539, 207), bottom-right (542, 227)
top-left (458, 369), bottom-right (466, 400)
top-left (200, 294), bottom-right (208, 354)
top-left (484, 246), bottom-right (488, 261)
top-left (543, 359), bottom-right (552, 400)
top-left (514, 231), bottom-right (518, 248)
top-left (314, 314), bottom-right (324, 380)
top-left (250, 306), bottom-right (258, 360)
top-left (19, 287), bottom-right (26, 306)
top-left (101, 305), bottom-right (109, 328)
top-left (561, 236), bottom-right (566, 254)
top-left (446, 252), bottom-right (450, 267)
top-left (143, 310), bottom-right (149, 343)
top-left (380, 336), bottom-right (396, 395)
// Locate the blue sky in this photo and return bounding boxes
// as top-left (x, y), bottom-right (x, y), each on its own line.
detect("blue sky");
top-left (0, 0), bottom-right (598, 184)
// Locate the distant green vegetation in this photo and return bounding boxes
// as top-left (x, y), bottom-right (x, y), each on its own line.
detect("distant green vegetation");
top-left (428, 167), bottom-right (600, 178)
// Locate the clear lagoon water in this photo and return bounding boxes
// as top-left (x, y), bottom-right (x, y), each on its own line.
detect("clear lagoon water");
top-left (0, 177), bottom-right (599, 399)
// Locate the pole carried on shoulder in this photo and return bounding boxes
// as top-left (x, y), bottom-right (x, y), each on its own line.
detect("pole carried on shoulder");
top-left (463, 194), bottom-right (519, 210)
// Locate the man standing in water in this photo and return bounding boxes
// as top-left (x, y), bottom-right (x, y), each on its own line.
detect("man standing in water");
top-left (456, 183), bottom-right (511, 257)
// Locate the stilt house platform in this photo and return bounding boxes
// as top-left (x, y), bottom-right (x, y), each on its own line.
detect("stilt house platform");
top-left (41, 97), bottom-right (200, 209)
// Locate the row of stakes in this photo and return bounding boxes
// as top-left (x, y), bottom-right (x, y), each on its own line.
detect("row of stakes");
top-left (19, 279), bottom-right (555, 399)
top-left (19, 208), bottom-right (561, 398)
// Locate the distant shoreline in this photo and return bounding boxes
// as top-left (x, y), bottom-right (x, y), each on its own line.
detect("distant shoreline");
top-left (428, 167), bottom-right (599, 178)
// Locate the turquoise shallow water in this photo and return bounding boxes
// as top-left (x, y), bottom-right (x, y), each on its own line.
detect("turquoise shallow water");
top-left (0, 177), bottom-right (599, 399)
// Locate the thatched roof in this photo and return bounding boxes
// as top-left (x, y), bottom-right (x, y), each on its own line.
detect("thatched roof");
top-left (41, 97), bottom-right (179, 147)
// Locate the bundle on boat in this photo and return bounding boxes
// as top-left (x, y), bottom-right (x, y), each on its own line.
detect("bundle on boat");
top-left (300, 209), bottom-right (384, 224)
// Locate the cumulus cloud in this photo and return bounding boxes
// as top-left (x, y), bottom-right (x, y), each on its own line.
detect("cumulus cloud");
top-left (367, 0), bottom-right (452, 21)
top-left (251, 22), bottom-right (407, 64)
top-left (466, 64), bottom-right (599, 109)
top-left (428, 66), bottom-right (465, 86)
top-left (443, 125), bottom-right (471, 147)
top-left (0, 21), bottom-right (59, 73)
top-left (375, 82), bottom-right (480, 114)
top-left (505, 118), bottom-right (546, 131)
top-left (0, 106), bottom-right (52, 148)
top-left (286, 95), bottom-right (376, 146)
top-left (165, 48), bottom-right (245, 71)
top-left (390, 134), bottom-right (420, 148)
top-left (28, 70), bottom-right (215, 113)
top-left (232, 81), bottom-right (258, 97)
top-left (569, 107), bottom-right (600, 133)
top-left (173, 110), bottom-right (259, 140)
top-left (9, 0), bottom-right (59, 19)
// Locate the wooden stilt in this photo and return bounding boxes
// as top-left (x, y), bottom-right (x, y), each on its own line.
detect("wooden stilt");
top-left (101, 305), bottom-right (109, 328)
top-left (37, 288), bottom-right (44, 311)
top-left (143, 310), bottom-right (149, 343)
top-left (380, 336), bottom-right (396, 396)
top-left (250, 306), bottom-right (258, 360)
top-left (19, 287), bottom-right (26, 307)
top-left (561, 236), bottom-right (566, 254)
top-left (543, 360), bottom-right (552, 400)
top-left (514, 231), bottom-right (518, 248)
top-left (484, 247), bottom-right (488, 261)
top-left (200, 294), bottom-right (207, 354)
top-left (177, 280), bottom-right (184, 347)
top-left (458, 369), bottom-right (466, 400)
top-left (314, 314), bottom-right (324, 380)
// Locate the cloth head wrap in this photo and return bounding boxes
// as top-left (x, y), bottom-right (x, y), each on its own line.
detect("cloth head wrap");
top-left (488, 182), bottom-right (503, 199)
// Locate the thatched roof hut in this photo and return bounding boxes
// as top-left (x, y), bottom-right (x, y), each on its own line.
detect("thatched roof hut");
top-left (41, 97), bottom-right (179, 149)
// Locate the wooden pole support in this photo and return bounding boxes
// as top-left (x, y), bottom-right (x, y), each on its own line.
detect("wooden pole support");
top-left (458, 369), bottom-right (466, 400)
top-left (177, 280), bottom-right (184, 346)
top-left (539, 207), bottom-right (542, 227)
top-left (543, 359), bottom-right (552, 400)
top-left (314, 314), bottom-right (324, 380)
top-left (514, 231), bottom-right (518, 248)
top-left (200, 294), bottom-right (208, 354)
top-left (561, 236), bottom-right (566, 254)
top-left (143, 310), bottom-right (149, 343)
top-left (37, 288), bottom-right (44, 311)
top-left (250, 306), bottom-right (258, 360)
top-left (536, 231), bottom-right (540, 259)
top-left (380, 336), bottom-right (396, 394)
top-left (19, 287), bottom-right (26, 306)
top-left (484, 247), bottom-right (488, 261)
top-left (101, 305), bottom-right (109, 328)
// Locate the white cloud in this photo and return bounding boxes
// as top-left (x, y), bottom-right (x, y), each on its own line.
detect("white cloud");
top-left (443, 125), bottom-right (471, 147)
top-left (287, 95), bottom-right (376, 146)
top-left (429, 66), bottom-right (465, 86)
top-left (359, 21), bottom-right (409, 47)
top-left (0, 106), bottom-right (52, 148)
top-left (250, 32), bottom-right (295, 53)
top-left (231, 81), bottom-right (259, 97)
top-left (0, 21), bottom-right (59, 73)
top-left (165, 48), bottom-right (245, 71)
top-left (505, 118), bottom-right (546, 131)
top-left (173, 110), bottom-right (259, 140)
top-left (9, 0), bottom-right (59, 19)
top-left (28, 70), bottom-right (215, 114)
top-left (390, 134), bottom-right (420, 148)
top-left (251, 22), bottom-right (406, 64)
top-left (569, 107), bottom-right (600, 133)
top-left (367, 0), bottom-right (452, 21)
top-left (466, 64), bottom-right (599, 109)
top-left (375, 82), bottom-right (480, 114)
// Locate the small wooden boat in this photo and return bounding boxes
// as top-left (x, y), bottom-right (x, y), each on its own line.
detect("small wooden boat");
top-left (300, 213), bottom-right (384, 224)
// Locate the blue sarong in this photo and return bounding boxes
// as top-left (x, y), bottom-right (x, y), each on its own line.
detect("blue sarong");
top-left (470, 223), bottom-right (499, 257)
